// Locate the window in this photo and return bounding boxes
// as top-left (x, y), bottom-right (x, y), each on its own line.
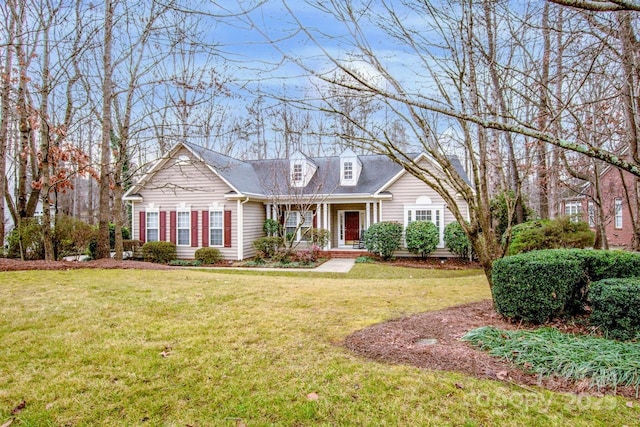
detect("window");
top-left (292, 163), bottom-right (303, 183)
top-left (615, 198), bottom-right (623, 229)
top-left (177, 211), bottom-right (190, 245)
top-left (343, 161), bottom-right (353, 180)
top-left (405, 205), bottom-right (443, 247)
top-left (588, 201), bottom-right (595, 228)
top-left (565, 201), bottom-right (582, 222)
top-left (284, 211), bottom-right (314, 242)
top-left (146, 211), bottom-right (159, 242)
top-left (210, 210), bottom-right (223, 246)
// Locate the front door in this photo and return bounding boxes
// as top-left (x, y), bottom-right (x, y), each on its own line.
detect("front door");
top-left (345, 211), bottom-right (360, 242)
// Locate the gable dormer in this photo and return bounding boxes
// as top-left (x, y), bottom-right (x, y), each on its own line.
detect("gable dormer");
top-left (289, 150), bottom-right (317, 187)
top-left (340, 148), bottom-right (362, 186)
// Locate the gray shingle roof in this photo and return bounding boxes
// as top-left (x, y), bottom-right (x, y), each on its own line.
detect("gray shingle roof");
top-left (183, 142), bottom-right (471, 196)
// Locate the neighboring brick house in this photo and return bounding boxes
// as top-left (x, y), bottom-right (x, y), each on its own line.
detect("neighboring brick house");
top-left (123, 141), bottom-right (471, 260)
top-left (561, 164), bottom-right (639, 249)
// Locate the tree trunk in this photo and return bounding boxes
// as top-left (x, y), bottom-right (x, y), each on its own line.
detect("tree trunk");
top-left (96, 0), bottom-right (114, 259)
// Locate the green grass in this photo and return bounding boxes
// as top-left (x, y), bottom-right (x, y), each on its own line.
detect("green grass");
top-left (0, 265), bottom-right (637, 426)
top-left (463, 326), bottom-right (640, 393)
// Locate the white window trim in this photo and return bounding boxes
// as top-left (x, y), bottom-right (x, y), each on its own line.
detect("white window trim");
top-left (146, 208), bottom-right (160, 243)
top-left (565, 201), bottom-right (582, 222)
top-left (176, 208), bottom-right (191, 246)
top-left (209, 209), bottom-right (224, 247)
top-left (615, 198), bottom-right (623, 229)
top-left (284, 210), bottom-right (314, 242)
top-left (292, 163), bottom-right (304, 187)
top-left (404, 204), bottom-right (445, 249)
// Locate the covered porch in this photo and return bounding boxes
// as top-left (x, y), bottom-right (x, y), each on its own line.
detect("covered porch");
top-left (264, 197), bottom-right (388, 250)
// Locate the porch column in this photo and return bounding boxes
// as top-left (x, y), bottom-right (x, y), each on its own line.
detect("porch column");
top-left (373, 201), bottom-right (378, 223)
top-left (365, 202), bottom-right (371, 229)
top-left (271, 204), bottom-right (277, 220)
top-left (316, 203), bottom-right (321, 228)
top-left (378, 201), bottom-right (383, 222)
top-left (265, 204), bottom-right (271, 220)
top-left (324, 202), bottom-right (331, 249)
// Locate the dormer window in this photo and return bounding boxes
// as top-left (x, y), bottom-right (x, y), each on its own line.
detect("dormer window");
top-left (289, 150), bottom-right (317, 187)
top-left (343, 162), bottom-right (353, 180)
top-left (292, 163), bottom-right (303, 183)
top-left (339, 148), bottom-right (362, 186)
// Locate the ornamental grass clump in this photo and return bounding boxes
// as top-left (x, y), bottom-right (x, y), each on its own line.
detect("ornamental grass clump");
top-left (463, 326), bottom-right (640, 394)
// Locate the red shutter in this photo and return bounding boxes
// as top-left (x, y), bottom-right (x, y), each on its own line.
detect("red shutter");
top-left (191, 210), bottom-right (199, 247)
top-left (170, 211), bottom-right (176, 244)
top-left (224, 210), bottom-right (232, 248)
top-left (160, 211), bottom-right (167, 241)
top-left (139, 211), bottom-right (146, 243)
top-left (202, 210), bottom-right (209, 247)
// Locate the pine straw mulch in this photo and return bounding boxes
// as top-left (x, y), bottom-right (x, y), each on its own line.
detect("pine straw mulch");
top-left (344, 299), bottom-right (640, 399)
top-left (2, 257), bottom-right (637, 399)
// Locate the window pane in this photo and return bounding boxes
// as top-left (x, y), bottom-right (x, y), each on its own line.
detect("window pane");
top-left (177, 212), bottom-right (190, 227)
top-left (178, 230), bottom-right (190, 245)
top-left (147, 212), bottom-right (158, 228)
top-left (209, 211), bottom-right (223, 246)
top-left (147, 229), bottom-right (159, 242)
top-left (615, 198), bottom-right (623, 228)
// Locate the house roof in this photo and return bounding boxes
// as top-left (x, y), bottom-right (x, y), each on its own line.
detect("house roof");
top-left (126, 141), bottom-right (471, 200)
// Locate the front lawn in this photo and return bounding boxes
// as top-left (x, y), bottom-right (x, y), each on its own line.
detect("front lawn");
top-left (0, 265), bottom-right (637, 425)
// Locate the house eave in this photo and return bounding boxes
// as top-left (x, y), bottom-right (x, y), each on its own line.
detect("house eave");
top-left (123, 194), bottom-right (143, 202)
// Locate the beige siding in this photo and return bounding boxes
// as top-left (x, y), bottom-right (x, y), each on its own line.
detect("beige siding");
top-left (131, 147), bottom-right (247, 260)
top-left (241, 201), bottom-right (266, 259)
top-left (383, 168), bottom-right (470, 258)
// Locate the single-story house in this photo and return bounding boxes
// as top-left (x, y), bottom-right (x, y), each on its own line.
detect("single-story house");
top-left (123, 141), bottom-right (471, 260)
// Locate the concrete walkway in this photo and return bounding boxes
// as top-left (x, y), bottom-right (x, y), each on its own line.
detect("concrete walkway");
top-left (195, 258), bottom-right (356, 273)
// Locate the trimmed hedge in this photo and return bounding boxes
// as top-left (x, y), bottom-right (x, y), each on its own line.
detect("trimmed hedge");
top-left (444, 221), bottom-right (474, 259)
top-left (363, 221), bottom-right (403, 260)
top-left (492, 249), bottom-right (640, 324)
top-left (141, 241), bottom-right (177, 264)
top-left (195, 247), bottom-right (222, 264)
top-left (590, 278), bottom-right (640, 340)
top-left (508, 217), bottom-right (595, 255)
top-left (405, 221), bottom-right (439, 258)
top-left (492, 251), bottom-right (586, 323)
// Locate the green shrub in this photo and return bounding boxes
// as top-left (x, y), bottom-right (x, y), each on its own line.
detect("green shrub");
top-left (444, 221), bottom-right (474, 259)
top-left (263, 219), bottom-right (281, 237)
top-left (253, 236), bottom-right (284, 259)
top-left (508, 217), bottom-right (595, 255)
top-left (590, 278), bottom-right (640, 340)
top-left (109, 223), bottom-right (131, 249)
top-left (492, 250), bottom-right (586, 323)
top-left (363, 221), bottom-right (403, 260)
top-left (195, 247), bottom-right (223, 264)
top-left (355, 256), bottom-right (375, 264)
top-left (405, 221), bottom-right (439, 258)
top-left (141, 241), bottom-right (177, 264)
top-left (7, 218), bottom-right (44, 260)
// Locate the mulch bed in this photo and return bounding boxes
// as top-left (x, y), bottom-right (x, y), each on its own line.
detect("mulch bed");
top-left (345, 299), bottom-right (640, 399)
top-left (0, 258), bottom-right (175, 271)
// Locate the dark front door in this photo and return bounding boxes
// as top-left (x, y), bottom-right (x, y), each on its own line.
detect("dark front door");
top-left (345, 212), bottom-right (360, 241)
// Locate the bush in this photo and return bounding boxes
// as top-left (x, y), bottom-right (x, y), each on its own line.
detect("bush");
top-left (508, 217), bottom-right (595, 255)
top-left (405, 221), bottom-right (439, 258)
top-left (492, 249), bottom-right (640, 324)
top-left (263, 219), bottom-right (281, 237)
top-left (253, 236), bottom-right (284, 259)
top-left (109, 223), bottom-right (131, 249)
top-left (308, 228), bottom-right (331, 248)
top-left (195, 247), bottom-right (223, 264)
top-left (590, 278), bottom-right (640, 340)
top-left (363, 221), bottom-right (403, 260)
top-left (142, 241), bottom-right (177, 264)
top-left (444, 221), bottom-right (474, 259)
top-left (294, 245), bottom-right (321, 265)
top-left (7, 219), bottom-right (44, 260)
top-left (492, 250), bottom-right (586, 323)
